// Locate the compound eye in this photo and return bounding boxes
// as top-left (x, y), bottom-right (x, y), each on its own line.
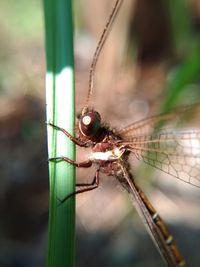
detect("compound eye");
top-left (79, 111), bottom-right (101, 137)
top-left (82, 115), bottom-right (93, 126)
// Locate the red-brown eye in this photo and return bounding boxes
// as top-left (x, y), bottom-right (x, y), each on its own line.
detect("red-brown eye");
top-left (79, 111), bottom-right (101, 137)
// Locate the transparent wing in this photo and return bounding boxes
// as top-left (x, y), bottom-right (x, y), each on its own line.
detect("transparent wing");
top-left (120, 130), bottom-right (200, 187)
top-left (119, 104), bottom-right (199, 139)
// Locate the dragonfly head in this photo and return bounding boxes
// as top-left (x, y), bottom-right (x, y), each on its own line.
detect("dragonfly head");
top-left (78, 110), bottom-right (106, 142)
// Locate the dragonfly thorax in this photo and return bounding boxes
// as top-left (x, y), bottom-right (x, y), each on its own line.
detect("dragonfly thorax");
top-left (91, 145), bottom-right (125, 161)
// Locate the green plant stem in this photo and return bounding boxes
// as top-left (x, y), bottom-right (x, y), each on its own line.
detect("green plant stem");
top-left (43, 1), bottom-right (75, 267)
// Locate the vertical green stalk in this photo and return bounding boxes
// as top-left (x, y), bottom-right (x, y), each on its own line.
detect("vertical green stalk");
top-left (43, 1), bottom-right (75, 267)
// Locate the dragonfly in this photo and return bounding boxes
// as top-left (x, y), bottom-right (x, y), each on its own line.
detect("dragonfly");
top-left (48, 0), bottom-right (200, 266)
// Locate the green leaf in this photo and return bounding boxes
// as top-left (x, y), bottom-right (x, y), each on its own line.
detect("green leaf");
top-left (43, 1), bottom-right (75, 267)
top-left (163, 38), bottom-right (200, 112)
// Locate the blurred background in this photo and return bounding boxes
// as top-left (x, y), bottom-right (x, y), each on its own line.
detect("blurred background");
top-left (1, 0), bottom-right (200, 266)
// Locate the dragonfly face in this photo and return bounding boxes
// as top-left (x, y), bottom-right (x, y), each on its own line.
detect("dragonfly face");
top-left (78, 110), bottom-right (107, 143)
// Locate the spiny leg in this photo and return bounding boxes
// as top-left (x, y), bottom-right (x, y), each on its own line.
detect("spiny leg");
top-left (49, 156), bottom-right (100, 204)
top-left (49, 156), bottom-right (93, 168)
top-left (47, 122), bottom-right (87, 147)
top-left (76, 169), bottom-right (100, 187)
top-left (59, 169), bottom-right (100, 204)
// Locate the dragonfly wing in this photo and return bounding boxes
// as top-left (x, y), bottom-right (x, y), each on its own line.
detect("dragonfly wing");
top-left (121, 130), bottom-right (200, 187)
top-left (119, 104), bottom-right (199, 139)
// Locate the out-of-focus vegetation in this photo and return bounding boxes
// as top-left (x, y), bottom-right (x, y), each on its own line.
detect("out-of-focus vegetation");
top-left (0, 2), bottom-right (47, 267)
top-left (0, 0), bottom-right (200, 267)
top-left (0, 0), bottom-right (44, 96)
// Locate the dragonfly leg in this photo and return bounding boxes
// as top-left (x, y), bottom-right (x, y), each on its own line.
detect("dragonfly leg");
top-left (47, 122), bottom-right (87, 147)
top-left (59, 169), bottom-right (100, 204)
top-left (76, 169), bottom-right (100, 187)
top-left (49, 156), bottom-right (93, 168)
